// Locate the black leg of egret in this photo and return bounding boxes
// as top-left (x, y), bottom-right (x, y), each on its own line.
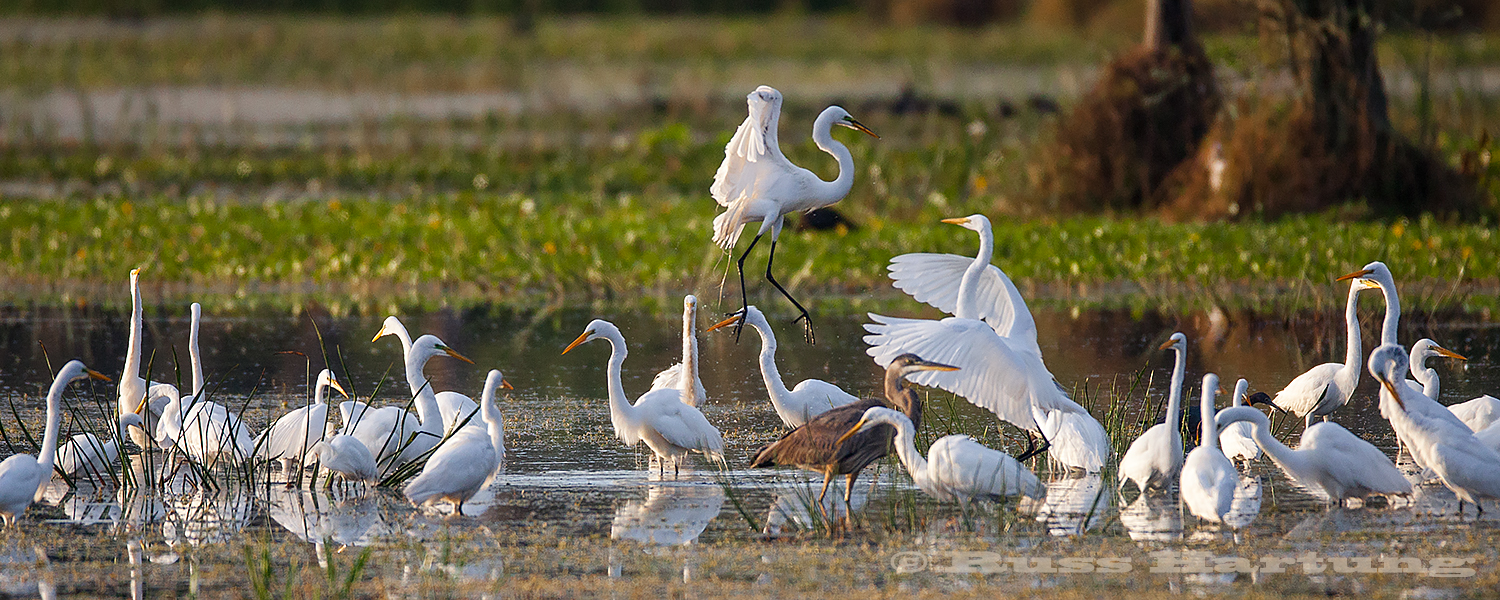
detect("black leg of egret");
top-left (763, 236), bottom-right (815, 345)
top-left (1015, 431), bottom-right (1051, 462)
top-left (733, 232), bottom-right (764, 344)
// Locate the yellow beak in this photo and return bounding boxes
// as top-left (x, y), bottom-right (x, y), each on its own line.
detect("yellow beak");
top-left (1158, 339), bottom-right (1177, 351)
top-left (133, 395), bottom-right (148, 415)
top-left (330, 378), bottom-right (350, 398)
top-left (435, 344), bottom-right (474, 364)
top-left (706, 314), bottom-right (744, 333)
top-left (846, 118), bottom-right (879, 139)
top-left (1435, 346), bottom-right (1468, 361)
top-left (501, 378), bottom-right (514, 390)
top-left (940, 217), bottom-right (969, 226)
top-left (1336, 268), bottom-right (1374, 282)
top-left (371, 326), bottom-right (391, 343)
top-left (1380, 379), bottom-right (1405, 411)
top-left (561, 330), bottom-right (594, 355)
top-left (836, 418), bottom-right (870, 447)
top-left (89, 369), bottom-right (113, 383)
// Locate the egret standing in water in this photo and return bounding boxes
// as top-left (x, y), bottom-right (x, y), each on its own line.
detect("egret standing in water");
top-left (374, 316), bottom-right (478, 434)
top-left (705, 306), bottom-right (859, 428)
top-left (118, 268), bottom-right (179, 448)
top-left (1180, 374), bottom-right (1237, 524)
top-left (1268, 275), bottom-right (1373, 426)
top-left (0, 361), bottom-right (112, 527)
top-left (711, 85), bottom-right (878, 344)
top-left (404, 370), bottom-right (511, 514)
top-left (837, 406), bottom-right (1043, 504)
top-left (57, 412), bottom-right (145, 480)
top-left (1404, 340), bottom-right (1500, 432)
top-left (649, 295), bottom-right (708, 408)
top-left (255, 369), bottom-right (349, 475)
top-left (1214, 406), bottom-right (1410, 505)
top-left (1118, 333), bottom-right (1189, 493)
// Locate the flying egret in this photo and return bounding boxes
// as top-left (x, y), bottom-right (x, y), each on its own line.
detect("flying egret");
top-left (404, 370), bottom-right (511, 513)
top-left (712, 85), bottom-right (878, 343)
top-left (308, 436), bottom-right (379, 485)
top-left (749, 354), bottom-right (953, 506)
top-left (562, 320), bottom-right (725, 473)
top-left (339, 335), bottom-right (474, 474)
top-left (154, 302), bottom-right (206, 450)
top-left (705, 306), bottom-right (859, 427)
top-left (649, 295), bottom-right (708, 408)
top-left (1268, 277), bottom-right (1373, 426)
top-left (0, 361), bottom-right (111, 527)
top-left (865, 216), bottom-right (1109, 472)
top-left (255, 369), bottom-right (349, 474)
top-left (118, 269), bottom-right (180, 448)
top-left (1214, 406), bottom-right (1410, 504)
top-left (1218, 379), bottom-right (1260, 464)
top-left (1369, 343), bottom-right (1500, 512)
top-left (1180, 374), bottom-right (1237, 524)
top-left (1118, 333), bottom-right (1188, 493)
top-left (837, 406), bottom-right (1043, 504)
top-left (56, 412), bottom-right (145, 480)
top-left (373, 316), bottom-right (478, 434)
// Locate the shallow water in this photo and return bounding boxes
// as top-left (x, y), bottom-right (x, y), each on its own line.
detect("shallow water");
top-left (1, 302), bottom-right (1499, 595)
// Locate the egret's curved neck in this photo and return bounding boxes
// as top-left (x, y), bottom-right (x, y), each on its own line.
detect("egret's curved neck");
top-left (1199, 389), bottom-right (1219, 450)
top-left (884, 370), bottom-right (923, 429)
top-left (1340, 285), bottom-right (1363, 384)
top-left (38, 374), bottom-right (69, 489)
top-left (747, 315), bottom-right (794, 407)
top-left (1166, 347), bottom-right (1186, 440)
top-left (1231, 380), bottom-right (1248, 408)
top-left (601, 332), bottom-right (638, 437)
top-left (954, 226), bottom-right (994, 320)
top-left (314, 380), bottom-right (328, 406)
top-left (480, 381), bottom-right (505, 453)
top-left (681, 304), bottom-right (700, 405)
top-left (1377, 279), bottom-right (1401, 346)
top-left (881, 415), bottom-right (930, 489)
top-left (1247, 418), bottom-right (1311, 477)
top-left (808, 109), bottom-right (855, 205)
top-left (1411, 353), bottom-right (1439, 398)
top-left (189, 310), bottom-right (204, 396)
top-left (403, 353), bottom-right (442, 427)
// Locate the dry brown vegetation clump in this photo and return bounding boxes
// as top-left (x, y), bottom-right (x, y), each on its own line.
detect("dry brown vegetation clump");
top-left (1033, 42), bottom-right (1220, 213)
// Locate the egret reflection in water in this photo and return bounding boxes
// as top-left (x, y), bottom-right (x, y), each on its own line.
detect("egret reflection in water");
top-left (611, 483), bottom-right (725, 545)
top-left (1034, 473), bottom-right (1109, 536)
top-left (763, 478), bottom-right (871, 534)
top-left (1120, 493), bottom-right (1183, 542)
top-left (266, 486), bottom-right (390, 548)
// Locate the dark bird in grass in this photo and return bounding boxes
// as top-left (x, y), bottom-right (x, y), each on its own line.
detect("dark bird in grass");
top-left (795, 207), bottom-right (858, 233)
top-left (748, 353), bottom-right (958, 507)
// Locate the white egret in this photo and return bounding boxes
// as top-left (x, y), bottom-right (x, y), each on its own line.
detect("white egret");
top-left (562, 320), bottom-right (725, 472)
top-left (1214, 406), bottom-right (1410, 504)
top-left (1341, 261), bottom-right (1401, 345)
top-left (118, 268), bottom-right (180, 448)
top-left (255, 369), bottom-right (349, 474)
top-left (1370, 343), bottom-right (1500, 512)
top-left (373, 316), bottom-right (478, 434)
top-left (339, 335), bottom-right (473, 474)
top-left (750, 354), bottom-right (953, 505)
top-left (711, 85), bottom-right (878, 343)
top-left (1118, 333), bottom-right (1188, 493)
top-left (1180, 374), bottom-right (1237, 524)
top-left (1268, 277), bottom-right (1373, 426)
top-left (1451, 396), bottom-right (1500, 433)
top-left (837, 406), bottom-right (1043, 504)
top-left (404, 370), bottom-right (511, 513)
top-left (154, 302), bottom-right (206, 450)
top-left (865, 215), bottom-right (1109, 472)
top-left (1218, 378), bottom-right (1260, 464)
top-left (0, 361), bottom-right (111, 527)
top-left (56, 412), bottom-right (145, 480)
top-left (308, 436), bottom-right (378, 484)
top-left (649, 295), bottom-right (708, 408)
top-left (705, 306), bottom-right (859, 427)
top-left (1406, 339), bottom-right (1465, 399)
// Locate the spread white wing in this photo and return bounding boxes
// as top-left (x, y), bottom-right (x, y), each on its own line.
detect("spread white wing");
top-left (888, 252), bottom-right (1040, 358)
top-left (711, 86), bottom-right (788, 250)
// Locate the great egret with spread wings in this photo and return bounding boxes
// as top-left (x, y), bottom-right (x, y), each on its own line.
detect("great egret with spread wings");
top-left (0, 361), bottom-right (112, 527)
top-left (866, 214), bottom-right (1109, 472)
top-left (705, 305), bottom-right (859, 427)
top-left (712, 85), bottom-right (878, 344)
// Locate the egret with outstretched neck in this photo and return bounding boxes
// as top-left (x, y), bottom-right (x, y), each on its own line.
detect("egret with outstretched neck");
top-left (1180, 374), bottom-right (1237, 524)
top-left (374, 316), bottom-right (478, 434)
top-left (1118, 333), bottom-right (1188, 493)
top-left (712, 85), bottom-right (878, 344)
top-left (0, 361), bottom-right (112, 527)
top-left (1214, 405), bottom-right (1410, 505)
top-left (118, 269), bottom-right (179, 448)
top-left (1268, 277), bottom-right (1372, 426)
top-left (706, 306), bottom-right (859, 427)
top-left (339, 335), bottom-right (474, 474)
top-left (649, 295), bottom-right (708, 408)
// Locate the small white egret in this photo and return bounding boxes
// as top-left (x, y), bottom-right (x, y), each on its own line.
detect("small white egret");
top-left (1180, 374), bottom-right (1237, 524)
top-left (1370, 343), bottom-right (1500, 512)
top-left (1218, 379), bottom-right (1260, 464)
top-left (308, 435), bottom-right (378, 484)
top-left (562, 320), bottom-right (724, 472)
top-left (154, 302), bottom-right (206, 450)
top-left (1118, 333), bottom-right (1188, 493)
top-left (118, 269), bottom-right (179, 448)
top-left (712, 85), bottom-right (878, 343)
top-left (56, 412), bottom-right (145, 480)
top-left (1214, 406), bottom-right (1410, 504)
top-left (255, 369), bottom-right (349, 474)
top-left (837, 406), bottom-right (1043, 504)
top-left (866, 215), bottom-right (1109, 472)
top-left (339, 335), bottom-right (473, 474)
top-left (1268, 277), bottom-right (1373, 426)
top-left (705, 306), bottom-right (859, 427)
top-left (0, 361), bottom-right (111, 527)
top-left (403, 370), bottom-right (511, 513)
top-left (649, 295), bottom-right (708, 408)
top-left (373, 316), bottom-right (478, 434)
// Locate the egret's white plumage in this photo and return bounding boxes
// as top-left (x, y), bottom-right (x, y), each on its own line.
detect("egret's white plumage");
top-left (839, 407), bottom-right (1043, 503)
top-left (1450, 396), bottom-right (1500, 433)
top-left (1215, 406), bottom-right (1409, 503)
top-left (154, 302), bottom-right (206, 451)
top-left (162, 304), bottom-right (253, 468)
top-left (56, 412), bottom-right (144, 480)
top-left (649, 295), bottom-right (708, 408)
top-left (118, 269), bottom-right (179, 448)
top-left (1180, 374), bottom-right (1238, 524)
top-left (1118, 333), bottom-right (1188, 493)
top-left (255, 369), bottom-right (349, 473)
top-left (0, 361), bottom-right (111, 527)
top-left (404, 370), bottom-right (510, 513)
top-left (563, 320), bottom-right (725, 470)
top-left (1405, 339), bottom-right (1465, 400)
top-left (374, 316), bottom-right (478, 434)
top-left (1269, 279), bottom-right (1372, 426)
top-left (1219, 379), bottom-right (1260, 463)
top-left (339, 335), bottom-right (472, 474)
top-left (706, 306), bottom-right (858, 427)
top-left (866, 215), bottom-right (1108, 472)
top-left (308, 435), bottom-right (378, 484)
top-left (711, 85), bottom-right (878, 340)
top-left (1370, 343), bottom-right (1500, 509)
